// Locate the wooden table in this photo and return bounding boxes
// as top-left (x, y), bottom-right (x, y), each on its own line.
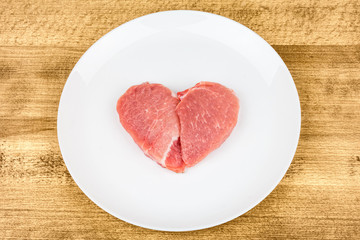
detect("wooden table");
top-left (1, 0), bottom-right (359, 239)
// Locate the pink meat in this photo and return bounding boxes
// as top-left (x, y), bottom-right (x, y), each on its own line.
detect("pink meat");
top-left (176, 82), bottom-right (240, 167)
top-left (116, 83), bottom-right (185, 173)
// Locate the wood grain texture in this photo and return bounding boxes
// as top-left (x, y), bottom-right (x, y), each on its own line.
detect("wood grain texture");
top-left (0, 0), bottom-right (360, 239)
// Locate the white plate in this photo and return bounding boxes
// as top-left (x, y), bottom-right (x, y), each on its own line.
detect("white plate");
top-left (57, 10), bottom-right (301, 231)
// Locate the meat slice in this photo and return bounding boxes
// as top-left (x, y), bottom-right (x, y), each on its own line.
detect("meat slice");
top-left (116, 83), bottom-right (185, 173)
top-left (176, 82), bottom-right (240, 167)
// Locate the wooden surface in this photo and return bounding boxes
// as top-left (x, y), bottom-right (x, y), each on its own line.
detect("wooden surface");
top-left (1, 0), bottom-right (360, 239)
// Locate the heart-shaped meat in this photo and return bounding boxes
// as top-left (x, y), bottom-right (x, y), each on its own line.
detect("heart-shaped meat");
top-left (176, 82), bottom-right (240, 167)
top-left (116, 83), bottom-right (185, 173)
top-left (117, 82), bottom-right (239, 172)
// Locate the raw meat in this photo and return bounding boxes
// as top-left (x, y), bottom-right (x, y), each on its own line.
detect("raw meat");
top-left (176, 82), bottom-right (240, 167)
top-left (116, 83), bottom-right (185, 173)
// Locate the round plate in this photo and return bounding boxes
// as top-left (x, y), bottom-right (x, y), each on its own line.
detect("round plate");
top-left (57, 10), bottom-right (301, 231)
